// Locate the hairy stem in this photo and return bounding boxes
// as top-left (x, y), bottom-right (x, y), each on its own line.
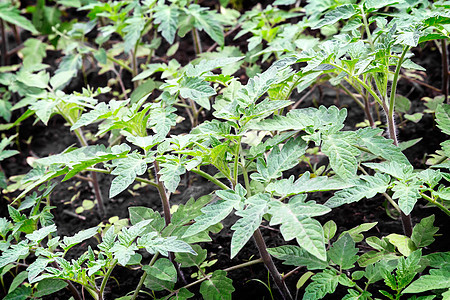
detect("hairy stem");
top-left (420, 192), bottom-right (450, 216)
top-left (384, 46), bottom-right (413, 237)
top-left (442, 39), bottom-right (449, 103)
top-left (131, 252), bottom-right (160, 300)
top-left (191, 168), bottom-right (230, 190)
top-left (1, 19), bottom-right (7, 66)
top-left (98, 259), bottom-right (118, 300)
top-left (153, 161), bottom-right (171, 225)
top-left (192, 28), bottom-right (202, 55)
top-left (253, 229), bottom-right (292, 300)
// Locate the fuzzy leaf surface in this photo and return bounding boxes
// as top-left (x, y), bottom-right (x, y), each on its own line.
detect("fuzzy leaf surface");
top-left (325, 173), bottom-right (390, 208)
top-left (269, 196), bottom-right (329, 260)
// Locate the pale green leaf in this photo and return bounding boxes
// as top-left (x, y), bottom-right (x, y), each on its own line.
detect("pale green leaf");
top-left (321, 131), bottom-right (360, 180)
top-left (230, 194), bottom-right (268, 258)
top-left (0, 4), bottom-right (37, 33)
top-left (25, 224), bottom-right (57, 243)
top-left (154, 4), bottom-right (180, 44)
top-left (325, 173), bottom-right (390, 208)
top-left (311, 4), bottom-right (357, 29)
top-left (392, 181), bottom-right (421, 215)
top-left (266, 172), bottom-right (352, 197)
top-left (386, 233), bottom-right (417, 256)
top-left (436, 104), bottom-right (450, 135)
top-left (357, 127), bottom-right (409, 164)
top-left (269, 196), bottom-right (329, 260)
top-left (183, 188), bottom-right (243, 238)
top-left (123, 16), bottom-right (145, 53)
top-left (253, 138), bottom-right (307, 182)
top-left (110, 153), bottom-right (153, 198)
top-left (0, 242), bottom-right (29, 269)
top-left (62, 227), bottom-right (98, 251)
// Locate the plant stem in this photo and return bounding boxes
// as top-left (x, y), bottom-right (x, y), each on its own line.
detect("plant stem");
top-left (191, 168), bottom-right (230, 190)
top-left (192, 28), bottom-right (202, 55)
top-left (131, 252), bottom-right (160, 300)
top-left (1, 19), bottom-right (7, 66)
top-left (360, 5), bottom-right (374, 49)
top-left (383, 46), bottom-right (413, 237)
top-left (169, 258), bottom-right (263, 295)
top-left (388, 46), bottom-right (409, 117)
top-left (253, 229), bottom-right (292, 300)
top-left (339, 83), bottom-right (365, 110)
top-left (153, 161), bottom-right (171, 225)
top-left (441, 39), bottom-right (449, 103)
top-left (420, 192), bottom-right (450, 216)
top-left (99, 259), bottom-right (118, 300)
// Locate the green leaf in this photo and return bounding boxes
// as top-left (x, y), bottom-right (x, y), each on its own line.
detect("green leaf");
top-left (304, 269), bottom-right (339, 300)
top-left (325, 173), bottom-right (390, 208)
top-left (183, 187), bottom-right (244, 238)
top-left (436, 104), bottom-right (450, 135)
top-left (34, 278), bottom-right (68, 297)
top-left (199, 270), bottom-right (234, 300)
top-left (175, 245), bottom-right (207, 267)
top-left (392, 181), bottom-right (421, 215)
top-left (363, 161), bottom-right (414, 181)
top-left (0, 242), bottom-right (29, 269)
top-left (123, 16), bottom-right (145, 53)
top-left (158, 159), bottom-right (186, 193)
top-left (110, 153), bottom-right (153, 198)
top-left (171, 196), bottom-right (212, 226)
top-left (340, 222), bottom-right (378, 243)
top-left (185, 57), bottom-right (244, 77)
top-left (145, 258), bottom-right (177, 283)
top-left (311, 4), bottom-right (357, 29)
top-left (143, 264), bottom-right (175, 292)
top-left (27, 258), bottom-right (50, 283)
top-left (328, 233), bottom-right (358, 270)
top-left (0, 4), bottom-right (37, 33)
top-left (386, 234), bottom-right (416, 256)
top-left (268, 245), bottom-right (327, 270)
top-left (357, 127), bottom-right (409, 164)
top-left (25, 224), bottom-right (57, 243)
top-left (230, 194), bottom-right (268, 258)
top-left (3, 285), bottom-right (32, 300)
top-left (269, 196), bottom-right (329, 260)
top-left (403, 267), bottom-right (450, 293)
top-left (322, 131), bottom-right (360, 180)
top-left (411, 215), bottom-right (439, 248)
top-left (62, 226), bottom-right (98, 251)
top-left (266, 172), bottom-right (351, 197)
top-left (20, 38), bottom-right (46, 67)
top-left (8, 271), bottom-right (28, 294)
top-left (188, 4), bottom-right (224, 46)
top-left (138, 234), bottom-right (196, 257)
top-left (154, 4), bottom-right (179, 44)
top-left (253, 138), bottom-right (307, 182)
